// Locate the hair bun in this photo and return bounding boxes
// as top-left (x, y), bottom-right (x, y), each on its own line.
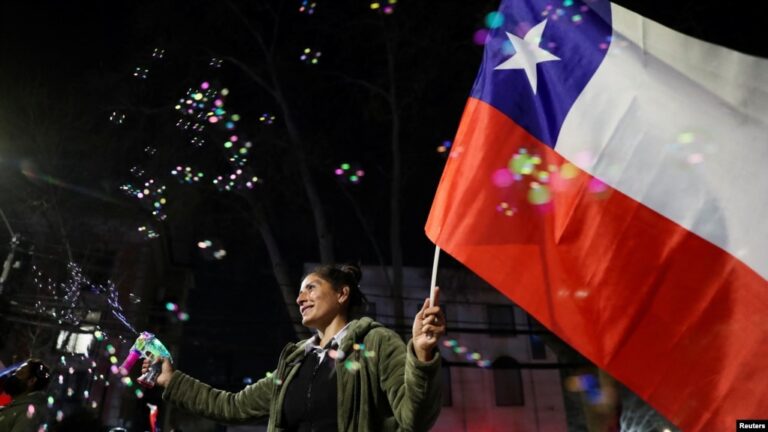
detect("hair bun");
top-left (338, 263), bottom-right (362, 286)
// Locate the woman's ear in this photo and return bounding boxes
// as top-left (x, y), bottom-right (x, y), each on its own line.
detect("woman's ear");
top-left (338, 286), bottom-right (350, 304)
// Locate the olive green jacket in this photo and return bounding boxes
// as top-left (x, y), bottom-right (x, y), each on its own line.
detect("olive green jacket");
top-left (162, 317), bottom-right (442, 431)
top-left (0, 391), bottom-right (48, 432)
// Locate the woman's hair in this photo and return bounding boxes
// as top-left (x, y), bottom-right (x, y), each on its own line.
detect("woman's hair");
top-left (308, 263), bottom-right (369, 319)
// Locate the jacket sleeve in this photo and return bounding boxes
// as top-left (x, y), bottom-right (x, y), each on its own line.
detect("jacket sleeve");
top-left (162, 370), bottom-right (275, 423)
top-left (9, 407), bottom-right (44, 432)
top-left (374, 329), bottom-right (442, 431)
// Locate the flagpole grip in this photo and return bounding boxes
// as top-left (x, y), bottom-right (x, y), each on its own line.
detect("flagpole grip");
top-left (429, 245), bottom-right (441, 308)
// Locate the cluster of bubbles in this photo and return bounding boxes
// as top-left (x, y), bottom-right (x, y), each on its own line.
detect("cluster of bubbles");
top-left (133, 67), bottom-right (149, 80)
top-left (137, 225), bottom-right (159, 240)
top-left (298, 0), bottom-right (317, 14)
top-left (259, 113), bottom-right (276, 125)
top-left (209, 57), bottom-right (223, 68)
top-left (333, 163), bottom-right (365, 184)
top-left (30, 265), bottom-right (81, 325)
top-left (341, 343), bottom-right (376, 372)
top-left (300, 48), bottom-right (322, 65)
top-left (132, 47), bottom-right (166, 80)
top-left (174, 81), bottom-right (263, 192)
top-left (213, 170), bottom-right (261, 192)
top-left (119, 178), bottom-right (168, 220)
top-left (109, 111), bottom-right (126, 125)
top-left (370, 0), bottom-right (397, 15)
top-left (473, 11), bottom-right (505, 45)
top-left (540, 1), bottom-right (591, 24)
top-left (171, 166), bottom-right (205, 184)
top-left (436, 140), bottom-right (452, 154)
top-left (197, 239), bottom-right (227, 260)
top-left (442, 339), bottom-right (492, 368)
top-left (164, 302), bottom-right (191, 321)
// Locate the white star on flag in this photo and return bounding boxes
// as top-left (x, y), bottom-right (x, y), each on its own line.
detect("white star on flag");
top-left (494, 19), bottom-right (560, 94)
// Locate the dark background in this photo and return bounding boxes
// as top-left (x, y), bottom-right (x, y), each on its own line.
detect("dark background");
top-left (0, 0), bottom-right (763, 404)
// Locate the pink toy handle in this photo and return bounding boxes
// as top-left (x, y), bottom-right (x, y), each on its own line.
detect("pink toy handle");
top-left (120, 349), bottom-right (142, 371)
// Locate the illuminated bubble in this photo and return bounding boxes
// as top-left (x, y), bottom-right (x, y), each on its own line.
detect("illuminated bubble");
top-left (91, 401), bottom-right (98, 409)
top-left (344, 360), bottom-right (362, 371)
top-left (47, 396), bottom-right (54, 408)
top-left (178, 312), bottom-right (190, 321)
top-left (152, 47), bottom-right (165, 59)
top-left (485, 11), bottom-right (504, 29)
top-left (341, 163), bottom-right (351, 170)
top-left (27, 404), bottom-right (35, 418)
top-left (165, 302), bottom-right (179, 312)
top-left (436, 145), bottom-right (447, 153)
top-left (94, 330), bottom-right (104, 341)
top-left (201, 81), bottom-right (210, 90)
top-left (121, 377), bottom-right (133, 386)
top-left (56, 410), bottom-right (64, 422)
top-left (559, 163), bottom-right (579, 179)
top-left (382, 5), bottom-right (394, 14)
top-left (536, 171), bottom-right (550, 182)
top-left (226, 121), bottom-right (235, 129)
top-left (687, 153), bottom-right (704, 164)
top-left (456, 346), bottom-right (467, 354)
top-left (106, 344), bottom-right (116, 354)
top-left (587, 178), bottom-right (608, 194)
top-left (677, 132), bottom-right (695, 144)
top-left (232, 114), bottom-right (241, 121)
top-left (109, 356), bottom-right (118, 364)
top-left (209, 57), bottom-right (223, 68)
top-left (370, 2), bottom-right (380, 9)
top-left (442, 340), bottom-right (453, 347)
top-left (213, 249), bottom-right (227, 260)
top-left (68, 367), bottom-right (74, 375)
top-left (67, 387), bottom-right (74, 397)
top-left (571, 14), bottom-right (582, 23)
top-left (58, 375), bottom-right (64, 385)
top-left (334, 168), bottom-right (344, 176)
top-left (135, 389), bottom-right (144, 399)
top-left (492, 168), bottom-right (515, 187)
top-left (473, 29), bottom-right (490, 45)
top-left (527, 182), bottom-right (551, 205)
top-left (563, 0), bottom-right (574, 6)
top-left (364, 350), bottom-right (376, 358)
top-left (224, 141), bottom-right (233, 149)
top-left (477, 360), bottom-right (492, 368)
top-left (509, 153), bottom-right (536, 175)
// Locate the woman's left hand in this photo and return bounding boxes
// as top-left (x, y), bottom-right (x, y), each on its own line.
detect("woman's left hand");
top-left (412, 286), bottom-right (446, 362)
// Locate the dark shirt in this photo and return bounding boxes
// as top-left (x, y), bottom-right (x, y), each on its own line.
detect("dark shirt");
top-left (281, 343), bottom-right (338, 432)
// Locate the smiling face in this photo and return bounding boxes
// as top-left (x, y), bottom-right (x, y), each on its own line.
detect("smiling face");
top-left (296, 273), bottom-right (348, 329)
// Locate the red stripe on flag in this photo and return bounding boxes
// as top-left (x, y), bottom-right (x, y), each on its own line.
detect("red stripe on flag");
top-left (426, 97), bottom-right (768, 431)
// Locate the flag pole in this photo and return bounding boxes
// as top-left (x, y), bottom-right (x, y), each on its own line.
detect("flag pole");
top-left (429, 245), bottom-right (441, 308)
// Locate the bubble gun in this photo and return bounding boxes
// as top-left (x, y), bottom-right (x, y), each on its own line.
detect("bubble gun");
top-left (119, 331), bottom-right (173, 388)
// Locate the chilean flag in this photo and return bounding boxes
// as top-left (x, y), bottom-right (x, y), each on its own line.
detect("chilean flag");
top-left (426, 0), bottom-right (768, 430)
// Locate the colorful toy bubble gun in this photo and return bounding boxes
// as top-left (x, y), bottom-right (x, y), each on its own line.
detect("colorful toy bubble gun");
top-left (119, 331), bottom-right (173, 388)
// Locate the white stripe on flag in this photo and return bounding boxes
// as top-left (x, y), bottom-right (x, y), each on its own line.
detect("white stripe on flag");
top-left (556, 3), bottom-right (768, 279)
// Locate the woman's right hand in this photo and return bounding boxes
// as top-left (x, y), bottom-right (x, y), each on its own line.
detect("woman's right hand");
top-left (141, 357), bottom-right (174, 388)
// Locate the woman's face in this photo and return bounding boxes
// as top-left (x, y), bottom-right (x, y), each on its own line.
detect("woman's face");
top-left (296, 273), bottom-right (347, 329)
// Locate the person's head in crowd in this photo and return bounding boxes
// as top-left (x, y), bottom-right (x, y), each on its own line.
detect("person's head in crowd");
top-left (2, 359), bottom-right (50, 398)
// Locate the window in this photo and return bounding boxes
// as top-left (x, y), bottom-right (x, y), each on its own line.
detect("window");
top-left (493, 356), bottom-right (524, 406)
top-left (488, 305), bottom-right (516, 336)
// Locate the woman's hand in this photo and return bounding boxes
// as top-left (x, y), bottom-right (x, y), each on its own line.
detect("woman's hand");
top-left (141, 357), bottom-right (174, 388)
top-left (412, 286), bottom-right (446, 362)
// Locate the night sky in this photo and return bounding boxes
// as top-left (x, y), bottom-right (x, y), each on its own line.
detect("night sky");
top-left (1, 0), bottom-right (764, 399)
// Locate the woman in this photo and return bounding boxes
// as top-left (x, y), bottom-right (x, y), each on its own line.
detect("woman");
top-left (144, 264), bottom-right (446, 431)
